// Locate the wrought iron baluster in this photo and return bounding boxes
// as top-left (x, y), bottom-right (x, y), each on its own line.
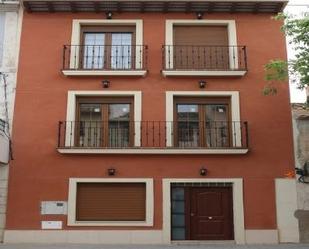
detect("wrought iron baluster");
top-left (158, 121), bottom-right (161, 148)
top-left (168, 45), bottom-right (171, 69)
top-left (232, 46), bottom-right (236, 70)
top-left (152, 121), bottom-right (155, 147)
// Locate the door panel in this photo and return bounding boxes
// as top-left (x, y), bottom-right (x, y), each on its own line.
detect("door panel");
top-left (190, 187), bottom-right (234, 240)
top-left (78, 103), bottom-right (103, 147)
top-left (83, 33), bottom-right (105, 69)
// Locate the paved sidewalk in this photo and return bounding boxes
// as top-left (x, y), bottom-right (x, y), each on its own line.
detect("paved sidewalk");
top-left (0, 244), bottom-right (308, 249)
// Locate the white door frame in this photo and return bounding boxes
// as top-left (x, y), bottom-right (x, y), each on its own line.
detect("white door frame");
top-left (162, 178), bottom-right (245, 244)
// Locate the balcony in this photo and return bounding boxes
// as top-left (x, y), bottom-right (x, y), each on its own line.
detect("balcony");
top-left (62, 45), bottom-right (148, 77)
top-left (57, 121), bottom-right (249, 154)
top-left (162, 45), bottom-right (248, 77)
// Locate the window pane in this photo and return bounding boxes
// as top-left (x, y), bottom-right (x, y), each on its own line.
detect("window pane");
top-left (177, 104), bottom-right (199, 121)
top-left (79, 104), bottom-right (102, 147)
top-left (83, 33), bottom-right (105, 69)
top-left (111, 33), bottom-right (132, 69)
top-left (172, 214), bottom-right (185, 227)
top-left (177, 104), bottom-right (199, 147)
top-left (109, 104), bottom-right (130, 121)
top-left (172, 201), bottom-right (185, 213)
top-left (177, 121), bottom-right (199, 147)
top-left (172, 187), bottom-right (185, 201)
top-left (109, 104), bottom-right (130, 147)
top-left (205, 104), bottom-right (229, 148)
top-left (172, 228), bottom-right (186, 240)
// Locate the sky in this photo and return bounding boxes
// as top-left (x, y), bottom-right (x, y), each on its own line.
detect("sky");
top-left (285, 0), bottom-right (308, 103)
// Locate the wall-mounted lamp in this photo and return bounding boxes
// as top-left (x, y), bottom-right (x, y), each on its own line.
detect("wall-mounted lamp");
top-left (106, 11), bottom-right (113, 19)
top-left (200, 167), bottom-right (207, 176)
top-left (102, 79), bottom-right (110, 88)
top-left (107, 168), bottom-right (116, 176)
top-left (196, 12), bottom-right (204, 20)
top-left (199, 80), bottom-right (206, 88)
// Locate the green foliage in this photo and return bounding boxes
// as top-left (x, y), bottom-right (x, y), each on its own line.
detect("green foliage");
top-left (264, 12), bottom-right (309, 96)
top-left (264, 60), bottom-right (289, 81)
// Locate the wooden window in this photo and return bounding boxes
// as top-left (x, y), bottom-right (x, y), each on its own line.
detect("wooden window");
top-left (76, 183), bottom-right (146, 221)
top-left (80, 26), bottom-right (136, 70)
top-left (76, 97), bottom-right (134, 148)
top-left (174, 97), bottom-right (231, 148)
top-left (173, 25), bottom-right (229, 70)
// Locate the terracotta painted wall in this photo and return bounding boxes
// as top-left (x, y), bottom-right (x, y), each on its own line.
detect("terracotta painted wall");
top-left (6, 12), bottom-right (294, 231)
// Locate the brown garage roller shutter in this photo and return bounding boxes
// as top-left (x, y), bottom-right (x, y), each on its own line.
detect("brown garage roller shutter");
top-left (76, 183), bottom-right (146, 221)
top-left (173, 25), bottom-right (228, 46)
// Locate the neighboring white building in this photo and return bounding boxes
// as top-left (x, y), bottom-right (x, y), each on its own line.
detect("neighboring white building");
top-left (0, 0), bottom-right (22, 242)
top-left (292, 96), bottom-right (309, 243)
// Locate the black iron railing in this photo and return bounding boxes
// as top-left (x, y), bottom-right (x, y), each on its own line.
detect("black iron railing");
top-left (62, 45), bottom-right (148, 71)
top-left (57, 121), bottom-right (248, 149)
top-left (0, 119), bottom-right (7, 133)
top-left (162, 45), bottom-right (247, 71)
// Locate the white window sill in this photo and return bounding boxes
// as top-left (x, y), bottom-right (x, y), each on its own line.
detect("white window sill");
top-left (58, 148), bottom-right (249, 155)
top-left (62, 70), bottom-right (147, 77)
top-left (162, 70), bottom-right (247, 77)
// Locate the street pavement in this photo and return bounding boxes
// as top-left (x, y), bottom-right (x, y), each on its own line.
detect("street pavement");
top-left (0, 244), bottom-right (308, 249)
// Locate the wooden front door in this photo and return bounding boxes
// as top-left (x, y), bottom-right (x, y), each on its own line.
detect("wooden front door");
top-left (171, 185), bottom-right (234, 241)
top-left (190, 187), bottom-right (234, 240)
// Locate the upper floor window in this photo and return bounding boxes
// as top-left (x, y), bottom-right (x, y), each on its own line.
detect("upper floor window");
top-left (81, 26), bottom-right (135, 70)
top-left (174, 97), bottom-right (231, 148)
top-left (62, 20), bottom-right (147, 76)
top-left (162, 20), bottom-right (247, 76)
top-left (76, 97), bottom-right (134, 148)
top-left (173, 25), bottom-right (229, 70)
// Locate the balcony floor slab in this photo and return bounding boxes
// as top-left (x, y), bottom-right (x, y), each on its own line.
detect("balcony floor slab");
top-left (162, 70), bottom-right (247, 77)
top-left (57, 148), bottom-right (249, 155)
top-left (62, 70), bottom-right (147, 77)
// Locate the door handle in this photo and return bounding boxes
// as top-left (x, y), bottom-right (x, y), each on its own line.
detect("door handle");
top-left (190, 213), bottom-right (195, 217)
top-left (208, 216), bottom-right (213, 220)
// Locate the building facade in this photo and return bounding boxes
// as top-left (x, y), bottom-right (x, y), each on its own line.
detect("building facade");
top-left (292, 98), bottom-right (309, 243)
top-left (0, 0), bottom-right (21, 242)
top-left (5, 0), bottom-right (299, 244)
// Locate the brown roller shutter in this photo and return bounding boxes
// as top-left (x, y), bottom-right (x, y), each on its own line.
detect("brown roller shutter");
top-left (173, 25), bottom-right (229, 70)
top-left (76, 183), bottom-right (146, 221)
top-left (174, 25), bottom-right (228, 46)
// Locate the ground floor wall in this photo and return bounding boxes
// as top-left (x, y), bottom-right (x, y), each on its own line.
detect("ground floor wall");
top-left (0, 165), bottom-right (8, 242)
top-left (3, 177), bottom-right (298, 244)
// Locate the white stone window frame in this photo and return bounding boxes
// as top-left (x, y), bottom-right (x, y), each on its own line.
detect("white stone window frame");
top-left (162, 178), bottom-right (245, 244)
top-left (68, 178), bottom-right (154, 226)
top-left (164, 19), bottom-right (239, 72)
top-left (65, 91), bottom-right (142, 147)
top-left (65, 19), bottom-right (144, 75)
top-left (166, 91), bottom-right (242, 148)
